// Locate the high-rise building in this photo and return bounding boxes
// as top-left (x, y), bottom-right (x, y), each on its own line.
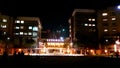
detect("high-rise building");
top-left (0, 13), bottom-right (13, 37)
top-left (97, 5), bottom-right (120, 48)
top-left (69, 9), bottom-right (98, 49)
top-left (13, 17), bottom-right (42, 47)
top-left (0, 13), bottom-right (13, 42)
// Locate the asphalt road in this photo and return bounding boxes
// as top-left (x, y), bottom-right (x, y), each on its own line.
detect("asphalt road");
top-left (0, 56), bottom-right (120, 67)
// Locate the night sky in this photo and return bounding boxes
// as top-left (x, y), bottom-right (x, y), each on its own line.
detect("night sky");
top-left (0, 0), bottom-right (120, 31)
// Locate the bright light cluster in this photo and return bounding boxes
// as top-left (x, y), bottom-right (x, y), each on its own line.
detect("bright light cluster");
top-left (29, 53), bottom-right (84, 56)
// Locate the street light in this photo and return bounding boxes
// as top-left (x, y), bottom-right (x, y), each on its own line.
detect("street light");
top-left (114, 44), bottom-right (117, 52)
top-left (114, 39), bottom-right (120, 52)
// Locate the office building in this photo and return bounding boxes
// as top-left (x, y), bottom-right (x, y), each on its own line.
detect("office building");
top-left (69, 9), bottom-right (98, 49)
top-left (97, 5), bottom-right (120, 48)
top-left (0, 13), bottom-right (13, 37)
top-left (13, 17), bottom-right (42, 48)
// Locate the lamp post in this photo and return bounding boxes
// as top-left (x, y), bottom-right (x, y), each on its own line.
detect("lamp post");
top-left (114, 39), bottom-right (120, 52)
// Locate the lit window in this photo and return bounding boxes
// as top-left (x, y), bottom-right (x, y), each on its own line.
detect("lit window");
top-left (21, 20), bottom-right (24, 24)
top-left (15, 26), bottom-right (19, 29)
top-left (1, 25), bottom-right (7, 28)
top-left (92, 24), bottom-right (95, 26)
top-left (15, 33), bottom-right (19, 35)
top-left (102, 13), bottom-right (108, 16)
top-left (33, 32), bottom-right (37, 37)
top-left (84, 24), bottom-right (88, 26)
top-left (3, 32), bottom-right (6, 35)
top-left (69, 26), bottom-right (71, 29)
top-left (20, 26), bottom-right (24, 29)
top-left (62, 29), bottom-right (65, 31)
top-left (105, 39), bottom-right (108, 42)
top-left (3, 19), bottom-right (7, 22)
top-left (33, 26), bottom-right (38, 31)
top-left (88, 18), bottom-right (91, 21)
top-left (112, 29), bottom-right (116, 31)
top-left (20, 32), bottom-right (23, 35)
top-left (29, 26), bottom-right (32, 29)
top-left (69, 35), bottom-right (71, 37)
top-left (103, 19), bottom-right (108, 21)
top-left (69, 30), bottom-right (71, 32)
top-left (89, 24), bottom-right (92, 26)
top-left (28, 32), bottom-right (32, 35)
top-left (15, 20), bottom-right (20, 23)
top-left (112, 18), bottom-right (116, 20)
top-left (92, 19), bottom-right (95, 21)
top-left (24, 33), bottom-right (27, 35)
top-left (104, 29), bottom-right (108, 32)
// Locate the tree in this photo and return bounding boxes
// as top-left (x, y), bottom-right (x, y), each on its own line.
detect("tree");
top-left (13, 37), bottom-right (36, 48)
top-left (13, 37), bottom-right (20, 48)
top-left (22, 38), bottom-right (36, 48)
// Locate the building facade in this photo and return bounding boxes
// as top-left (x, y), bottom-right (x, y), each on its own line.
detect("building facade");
top-left (0, 13), bottom-right (13, 38)
top-left (97, 6), bottom-right (120, 49)
top-left (12, 17), bottom-right (42, 48)
top-left (69, 9), bottom-right (98, 49)
top-left (0, 13), bottom-right (14, 49)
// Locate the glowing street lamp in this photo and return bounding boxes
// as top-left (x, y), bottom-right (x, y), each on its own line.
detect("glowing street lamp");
top-left (114, 44), bottom-right (117, 52)
top-left (105, 49), bottom-right (108, 53)
top-left (114, 39), bottom-right (120, 52)
top-left (67, 46), bottom-right (70, 53)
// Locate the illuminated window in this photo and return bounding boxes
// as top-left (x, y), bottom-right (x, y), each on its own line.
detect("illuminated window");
top-left (33, 32), bottom-right (37, 37)
top-left (15, 20), bottom-right (20, 23)
top-left (112, 28), bottom-right (116, 31)
top-left (20, 26), bottom-right (24, 29)
top-left (24, 33), bottom-right (27, 35)
top-left (92, 24), bottom-right (95, 26)
top-left (15, 26), bottom-right (19, 29)
top-left (92, 19), bottom-right (95, 21)
top-left (69, 26), bottom-right (71, 29)
top-left (29, 26), bottom-right (32, 29)
top-left (88, 18), bottom-right (92, 21)
top-left (3, 32), bottom-right (6, 35)
top-left (1, 25), bottom-right (7, 28)
top-left (3, 19), bottom-right (7, 22)
top-left (28, 32), bottom-right (32, 35)
top-left (15, 33), bottom-right (19, 35)
top-left (84, 23), bottom-right (88, 26)
top-left (62, 29), bottom-right (65, 31)
top-left (21, 20), bottom-right (24, 24)
top-left (102, 13), bottom-right (108, 16)
top-left (20, 32), bottom-right (23, 35)
top-left (69, 34), bottom-right (71, 37)
top-left (89, 24), bottom-right (92, 26)
top-left (69, 30), bottom-right (71, 32)
top-left (103, 19), bottom-right (108, 21)
top-left (104, 29), bottom-right (108, 32)
top-left (112, 18), bottom-right (116, 20)
top-left (33, 26), bottom-right (38, 31)
top-left (112, 29), bottom-right (116, 31)
top-left (105, 39), bottom-right (108, 42)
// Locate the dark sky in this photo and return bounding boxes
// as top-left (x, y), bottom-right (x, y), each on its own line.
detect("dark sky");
top-left (0, 0), bottom-right (120, 31)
